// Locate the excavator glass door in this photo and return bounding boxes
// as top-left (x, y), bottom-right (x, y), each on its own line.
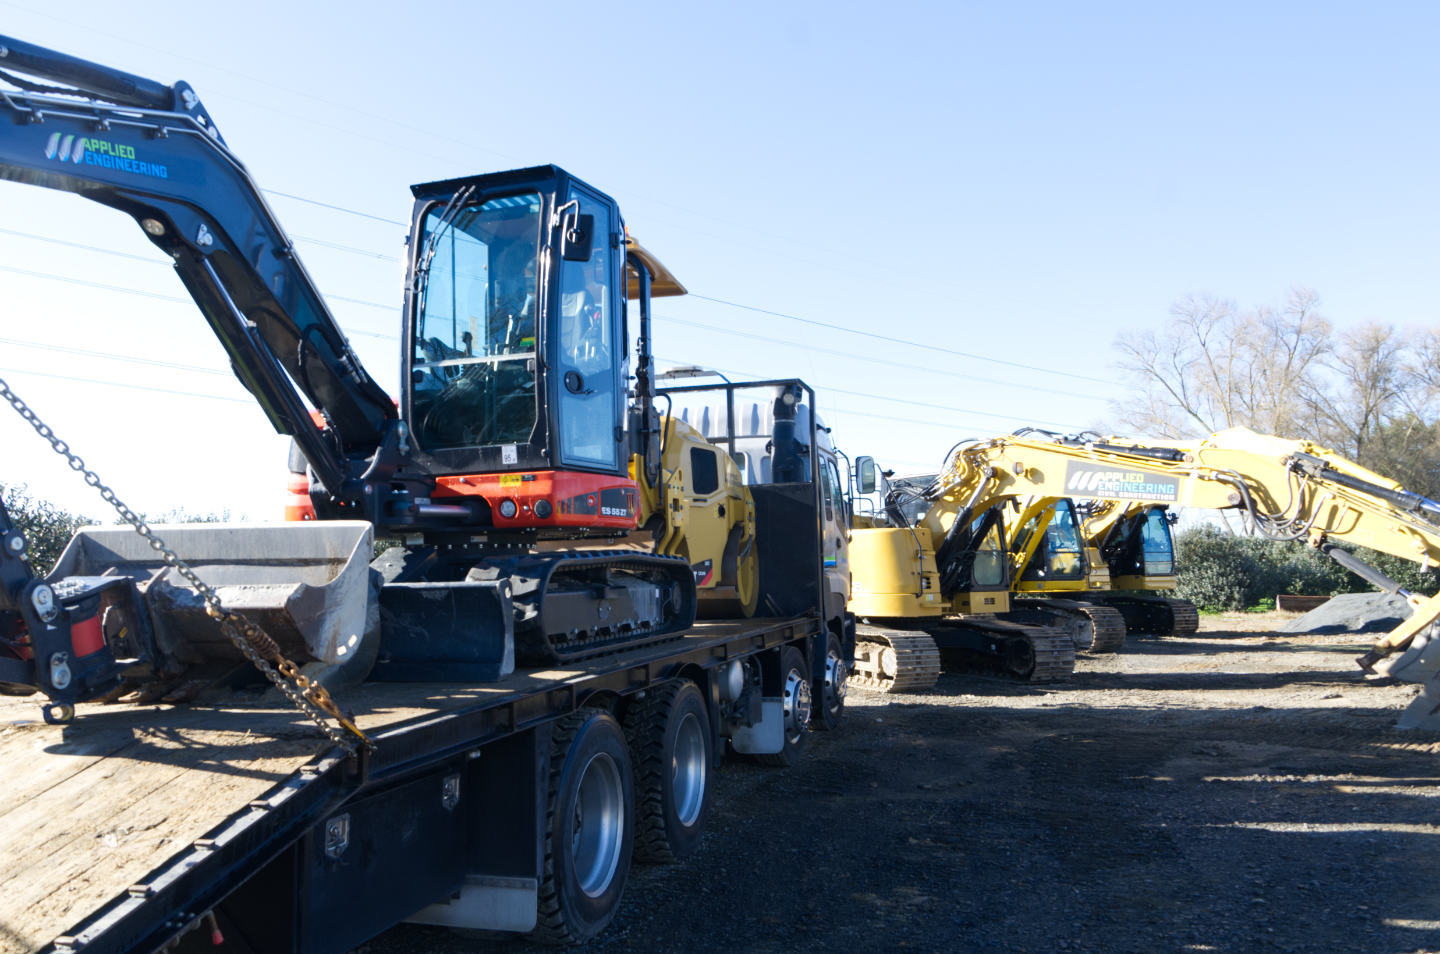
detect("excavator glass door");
top-left (969, 513), bottom-right (1006, 587)
top-left (1018, 500), bottom-right (1086, 583)
top-left (554, 187), bottom-right (621, 471)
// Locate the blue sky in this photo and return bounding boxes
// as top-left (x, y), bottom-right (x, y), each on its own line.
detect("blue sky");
top-left (0, 1), bottom-right (1436, 521)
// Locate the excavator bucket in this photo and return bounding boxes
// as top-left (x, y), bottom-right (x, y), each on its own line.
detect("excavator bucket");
top-left (47, 522), bottom-right (378, 673)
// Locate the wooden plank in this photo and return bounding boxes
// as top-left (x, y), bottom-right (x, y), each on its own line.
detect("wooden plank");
top-left (1277, 593), bottom-right (1331, 612)
top-left (0, 698), bottom-right (324, 954)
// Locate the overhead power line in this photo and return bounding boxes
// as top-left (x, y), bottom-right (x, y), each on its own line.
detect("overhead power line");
top-left (0, 260), bottom-right (397, 340)
top-left (0, 223), bottom-right (1110, 393)
top-left (652, 355), bottom-right (1089, 433)
top-left (685, 293), bottom-right (1113, 386)
top-left (0, 366), bottom-right (250, 404)
top-left (262, 190), bottom-right (408, 227)
top-left (654, 312), bottom-right (1106, 403)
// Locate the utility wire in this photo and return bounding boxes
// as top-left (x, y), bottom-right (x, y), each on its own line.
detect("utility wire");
top-left (0, 337), bottom-right (227, 375)
top-left (0, 205), bottom-right (1110, 393)
top-left (0, 261), bottom-right (397, 339)
top-left (263, 190), bottom-right (408, 228)
top-left (0, 366), bottom-right (250, 404)
top-left (685, 293), bottom-right (1113, 385)
top-left (655, 312), bottom-right (1107, 402)
top-left (652, 355), bottom-right (1089, 432)
top-left (0, 236), bottom-right (1105, 391)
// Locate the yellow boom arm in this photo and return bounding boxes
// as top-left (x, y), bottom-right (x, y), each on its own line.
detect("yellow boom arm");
top-left (914, 427), bottom-right (1440, 672)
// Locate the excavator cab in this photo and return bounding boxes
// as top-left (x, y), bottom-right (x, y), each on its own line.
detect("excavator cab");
top-left (399, 167), bottom-right (684, 536)
top-left (1014, 499), bottom-right (1087, 585)
top-left (1100, 505), bottom-right (1179, 589)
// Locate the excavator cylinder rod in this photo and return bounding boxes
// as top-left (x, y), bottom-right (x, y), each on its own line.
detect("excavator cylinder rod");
top-left (0, 35), bottom-right (172, 108)
top-left (1294, 454), bottom-right (1440, 518)
top-left (1319, 543), bottom-right (1412, 598)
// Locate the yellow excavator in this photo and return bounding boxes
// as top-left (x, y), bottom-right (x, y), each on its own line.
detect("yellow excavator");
top-left (1077, 500), bottom-right (1200, 637)
top-left (998, 495), bottom-right (1198, 647)
top-left (1000, 495), bottom-right (1129, 653)
top-left (846, 427), bottom-right (1440, 729)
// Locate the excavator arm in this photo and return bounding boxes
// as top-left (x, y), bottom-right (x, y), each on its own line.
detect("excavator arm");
top-left (913, 426), bottom-right (1440, 672)
top-left (0, 37), bottom-right (399, 507)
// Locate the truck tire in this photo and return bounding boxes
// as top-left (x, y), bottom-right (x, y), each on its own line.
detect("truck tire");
top-left (624, 679), bottom-right (711, 864)
top-left (534, 709), bottom-right (635, 945)
top-left (756, 645), bottom-right (810, 767)
top-left (810, 632), bottom-right (847, 731)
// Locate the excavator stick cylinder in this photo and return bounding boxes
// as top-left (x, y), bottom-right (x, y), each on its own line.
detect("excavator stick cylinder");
top-left (0, 35), bottom-right (173, 108)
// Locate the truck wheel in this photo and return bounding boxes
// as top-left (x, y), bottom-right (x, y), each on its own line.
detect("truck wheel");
top-left (534, 709), bottom-right (635, 945)
top-left (624, 680), bottom-right (711, 864)
top-left (811, 632), bottom-right (847, 731)
top-left (756, 645), bottom-right (810, 767)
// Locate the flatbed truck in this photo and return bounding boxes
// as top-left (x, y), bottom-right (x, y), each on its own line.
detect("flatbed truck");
top-left (0, 36), bottom-right (856, 952)
top-left (1, 614), bottom-right (829, 954)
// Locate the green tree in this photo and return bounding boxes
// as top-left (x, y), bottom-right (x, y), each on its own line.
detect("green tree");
top-left (0, 484), bottom-right (91, 575)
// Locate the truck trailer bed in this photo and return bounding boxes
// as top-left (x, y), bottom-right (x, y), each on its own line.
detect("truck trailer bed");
top-left (0, 617), bottom-right (814, 954)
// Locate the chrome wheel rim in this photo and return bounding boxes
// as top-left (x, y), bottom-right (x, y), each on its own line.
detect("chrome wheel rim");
top-left (781, 665), bottom-right (812, 741)
top-left (571, 751), bottom-right (625, 897)
top-left (671, 710), bottom-right (707, 827)
top-left (824, 646), bottom-right (847, 712)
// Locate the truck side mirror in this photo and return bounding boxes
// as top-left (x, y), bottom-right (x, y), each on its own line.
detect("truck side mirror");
top-left (855, 456), bottom-right (878, 495)
top-left (561, 213), bottom-right (595, 261)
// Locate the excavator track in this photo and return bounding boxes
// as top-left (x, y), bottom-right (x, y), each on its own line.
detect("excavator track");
top-left (925, 617), bottom-right (1076, 683)
top-left (851, 627), bottom-right (942, 693)
top-left (472, 550), bottom-right (697, 665)
top-left (1008, 598), bottom-right (1128, 654)
top-left (1163, 598), bottom-right (1200, 637)
top-left (1005, 624), bottom-right (1076, 682)
top-left (1090, 594), bottom-right (1199, 638)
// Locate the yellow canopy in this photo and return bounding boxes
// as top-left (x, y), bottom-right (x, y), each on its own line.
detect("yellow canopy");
top-left (624, 236), bottom-right (686, 299)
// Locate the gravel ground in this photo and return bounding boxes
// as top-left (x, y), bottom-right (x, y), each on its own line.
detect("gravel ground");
top-left (359, 614), bottom-right (1440, 954)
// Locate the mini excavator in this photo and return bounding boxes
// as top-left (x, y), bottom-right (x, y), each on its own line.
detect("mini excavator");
top-left (0, 36), bottom-right (759, 720)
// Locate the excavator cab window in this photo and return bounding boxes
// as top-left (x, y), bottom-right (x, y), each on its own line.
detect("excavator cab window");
top-left (412, 193), bottom-right (543, 451)
top-left (1140, 507), bottom-right (1175, 575)
top-left (971, 514), bottom-right (1006, 587)
top-left (1019, 500), bottom-right (1086, 582)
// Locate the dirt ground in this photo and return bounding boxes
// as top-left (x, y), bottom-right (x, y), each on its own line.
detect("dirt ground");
top-left (359, 614), bottom-right (1440, 954)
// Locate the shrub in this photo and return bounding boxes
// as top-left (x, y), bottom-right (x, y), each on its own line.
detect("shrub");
top-left (1175, 525), bottom-right (1440, 609)
top-left (1174, 525), bottom-right (1264, 611)
top-left (0, 484), bottom-right (91, 575)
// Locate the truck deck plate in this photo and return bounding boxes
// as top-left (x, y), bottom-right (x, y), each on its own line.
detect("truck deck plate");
top-left (0, 618), bottom-right (814, 954)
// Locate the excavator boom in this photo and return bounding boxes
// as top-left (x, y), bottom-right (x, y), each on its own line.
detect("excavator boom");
top-left (0, 36), bottom-right (397, 504)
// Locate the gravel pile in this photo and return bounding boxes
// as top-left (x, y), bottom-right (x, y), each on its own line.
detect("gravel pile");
top-left (1275, 592), bottom-right (1411, 634)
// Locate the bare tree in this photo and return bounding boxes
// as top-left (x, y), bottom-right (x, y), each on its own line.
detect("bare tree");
top-left (1298, 322), bottom-right (1415, 458)
top-left (1114, 290), bottom-right (1440, 498)
top-left (1113, 287), bottom-right (1331, 438)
